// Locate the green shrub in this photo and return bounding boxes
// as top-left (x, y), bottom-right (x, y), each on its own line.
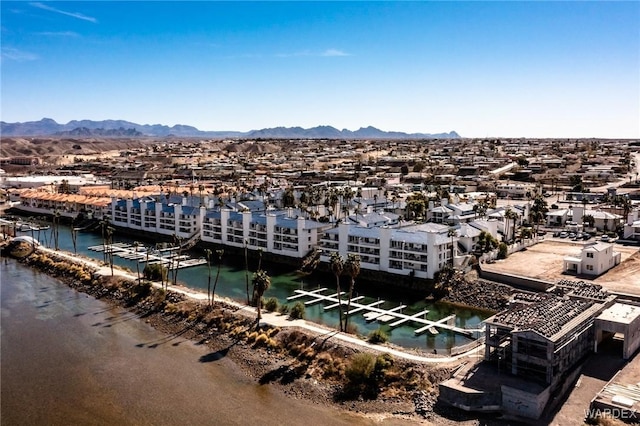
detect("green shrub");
top-left (278, 304), bottom-right (290, 315)
top-left (264, 297), bottom-right (279, 312)
top-left (497, 242), bottom-right (508, 259)
top-left (130, 280), bottom-right (152, 299)
top-left (345, 322), bottom-right (359, 335)
top-left (143, 263), bottom-right (168, 281)
top-left (345, 353), bottom-right (376, 385)
top-left (367, 328), bottom-right (389, 344)
top-left (289, 301), bottom-right (305, 320)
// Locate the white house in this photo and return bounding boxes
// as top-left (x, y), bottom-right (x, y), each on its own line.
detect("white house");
top-left (623, 210), bottom-right (640, 241)
top-left (564, 242), bottom-right (621, 276)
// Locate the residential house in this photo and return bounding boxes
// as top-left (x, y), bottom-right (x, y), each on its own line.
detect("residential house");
top-left (563, 242), bottom-right (621, 276)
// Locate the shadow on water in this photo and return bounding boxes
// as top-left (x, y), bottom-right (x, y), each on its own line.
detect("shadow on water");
top-left (135, 321), bottom-right (199, 349)
top-left (92, 311), bottom-right (144, 328)
top-left (73, 306), bottom-right (114, 317)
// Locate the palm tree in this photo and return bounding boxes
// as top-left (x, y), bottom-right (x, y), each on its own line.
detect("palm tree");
top-left (172, 234), bottom-right (183, 286)
top-left (257, 248), bottom-right (264, 271)
top-left (106, 225), bottom-right (115, 276)
top-left (100, 215), bottom-right (111, 264)
top-left (27, 216), bottom-right (36, 251)
top-left (198, 184), bottom-right (205, 207)
top-left (343, 254), bottom-right (361, 333)
top-left (530, 195), bottom-right (548, 235)
top-left (620, 196), bottom-right (632, 224)
top-left (53, 210), bottom-right (61, 251)
top-left (212, 249), bottom-right (224, 302)
top-left (244, 239), bottom-right (250, 305)
top-left (330, 252), bottom-right (345, 331)
top-left (252, 269), bottom-right (271, 323)
top-left (204, 248), bottom-right (212, 305)
top-left (133, 241), bottom-right (141, 283)
top-left (582, 214), bottom-right (595, 230)
top-left (447, 227), bottom-right (457, 267)
top-left (504, 208), bottom-right (517, 243)
top-left (70, 215), bottom-right (78, 254)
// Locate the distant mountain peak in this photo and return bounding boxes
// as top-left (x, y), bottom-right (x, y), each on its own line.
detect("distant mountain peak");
top-left (0, 118), bottom-right (460, 139)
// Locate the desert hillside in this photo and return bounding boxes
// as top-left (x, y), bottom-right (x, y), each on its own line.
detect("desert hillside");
top-left (0, 137), bottom-right (154, 159)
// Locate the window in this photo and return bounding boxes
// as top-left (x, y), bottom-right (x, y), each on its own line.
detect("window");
top-left (586, 252), bottom-right (594, 258)
top-left (586, 265), bottom-right (593, 271)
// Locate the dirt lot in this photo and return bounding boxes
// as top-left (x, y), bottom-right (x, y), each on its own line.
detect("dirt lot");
top-left (482, 239), bottom-right (640, 295)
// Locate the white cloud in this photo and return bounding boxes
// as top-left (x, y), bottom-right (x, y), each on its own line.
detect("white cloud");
top-left (30, 2), bottom-right (97, 23)
top-left (275, 49), bottom-right (351, 58)
top-left (35, 31), bottom-right (80, 37)
top-left (1, 47), bottom-right (38, 62)
top-left (321, 49), bottom-right (351, 57)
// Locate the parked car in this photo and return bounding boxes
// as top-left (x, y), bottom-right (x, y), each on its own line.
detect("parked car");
top-left (559, 232), bottom-right (568, 238)
top-left (600, 235), bottom-right (610, 242)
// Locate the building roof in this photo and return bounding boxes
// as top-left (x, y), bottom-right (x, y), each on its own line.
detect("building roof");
top-left (348, 211), bottom-right (398, 226)
top-left (487, 293), bottom-right (600, 342)
top-left (597, 303), bottom-right (640, 325)
top-left (457, 223), bottom-right (482, 238)
top-left (583, 242), bottom-right (613, 252)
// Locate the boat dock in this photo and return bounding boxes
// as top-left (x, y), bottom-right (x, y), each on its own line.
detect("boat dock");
top-left (287, 288), bottom-right (478, 337)
top-left (88, 243), bottom-right (207, 269)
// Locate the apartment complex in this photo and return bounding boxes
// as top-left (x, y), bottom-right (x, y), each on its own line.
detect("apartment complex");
top-left (319, 222), bottom-right (455, 280)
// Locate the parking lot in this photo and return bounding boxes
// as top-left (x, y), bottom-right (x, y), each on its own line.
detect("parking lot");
top-left (482, 239), bottom-right (640, 295)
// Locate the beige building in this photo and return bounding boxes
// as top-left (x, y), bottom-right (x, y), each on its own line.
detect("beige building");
top-left (595, 303), bottom-right (640, 360)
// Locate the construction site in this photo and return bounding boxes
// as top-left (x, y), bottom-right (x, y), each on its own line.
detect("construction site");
top-left (439, 279), bottom-right (640, 421)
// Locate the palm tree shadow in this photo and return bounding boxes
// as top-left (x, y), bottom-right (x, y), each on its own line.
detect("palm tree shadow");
top-left (199, 341), bottom-right (239, 363)
top-left (136, 321), bottom-right (198, 348)
top-left (259, 363), bottom-right (306, 385)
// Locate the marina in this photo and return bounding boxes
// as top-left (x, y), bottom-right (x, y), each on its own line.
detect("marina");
top-left (6, 219), bottom-right (490, 352)
top-left (88, 242), bottom-right (207, 269)
top-left (288, 288), bottom-right (483, 337)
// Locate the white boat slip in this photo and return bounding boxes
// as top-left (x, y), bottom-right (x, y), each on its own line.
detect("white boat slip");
top-left (289, 288), bottom-right (474, 337)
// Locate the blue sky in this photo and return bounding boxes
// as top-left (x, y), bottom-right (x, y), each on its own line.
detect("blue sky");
top-left (1, 1), bottom-right (639, 138)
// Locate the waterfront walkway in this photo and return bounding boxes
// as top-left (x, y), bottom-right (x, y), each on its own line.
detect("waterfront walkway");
top-left (36, 244), bottom-right (483, 364)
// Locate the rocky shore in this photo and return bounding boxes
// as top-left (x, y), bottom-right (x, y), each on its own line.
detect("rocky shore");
top-left (3, 241), bottom-right (483, 424)
top-left (443, 278), bottom-right (513, 313)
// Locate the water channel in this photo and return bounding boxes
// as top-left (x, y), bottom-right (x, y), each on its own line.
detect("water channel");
top-left (15, 221), bottom-right (490, 352)
top-left (2, 259), bottom-right (416, 425)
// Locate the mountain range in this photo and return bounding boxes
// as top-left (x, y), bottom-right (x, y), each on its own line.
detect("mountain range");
top-left (0, 118), bottom-right (460, 139)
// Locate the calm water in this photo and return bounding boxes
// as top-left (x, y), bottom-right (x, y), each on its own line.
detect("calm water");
top-left (1, 259), bottom-right (416, 426)
top-left (17, 222), bottom-right (489, 351)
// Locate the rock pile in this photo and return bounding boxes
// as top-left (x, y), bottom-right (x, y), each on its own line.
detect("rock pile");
top-left (443, 278), bottom-right (513, 312)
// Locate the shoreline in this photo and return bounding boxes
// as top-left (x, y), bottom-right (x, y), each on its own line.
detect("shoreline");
top-left (34, 243), bottom-right (485, 364)
top-left (3, 240), bottom-right (484, 424)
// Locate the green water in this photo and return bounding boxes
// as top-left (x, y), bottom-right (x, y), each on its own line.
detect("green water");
top-left (18, 223), bottom-right (490, 352)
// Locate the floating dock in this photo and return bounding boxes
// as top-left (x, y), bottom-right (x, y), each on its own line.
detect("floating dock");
top-left (88, 243), bottom-right (207, 270)
top-left (287, 288), bottom-right (479, 337)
